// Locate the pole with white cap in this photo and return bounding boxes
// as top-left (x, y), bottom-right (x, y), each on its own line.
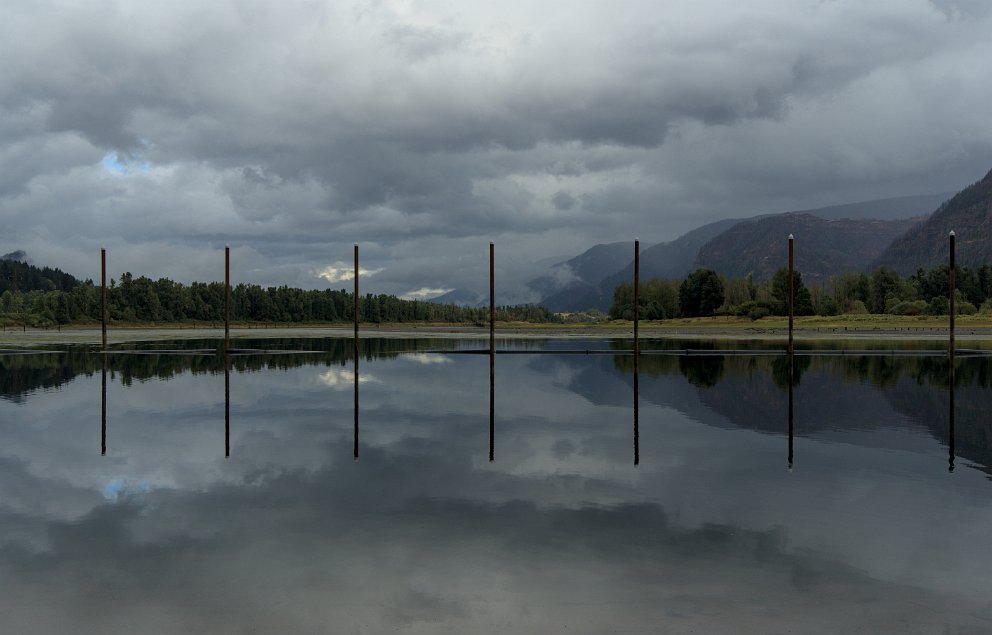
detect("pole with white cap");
top-left (949, 230), bottom-right (956, 356)
top-left (224, 245), bottom-right (230, 352)
top-left (788, 234), bottom-right (794, 357)
top-left (948, 230), bottom-right (956, 472)
top-left (101, 247), bottom-right (107, 350)
top-left (634, 238), bottom-right (640, 357)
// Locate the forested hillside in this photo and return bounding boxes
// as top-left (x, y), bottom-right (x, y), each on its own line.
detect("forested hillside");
top-left (694, 214), bottom-right (918, 282)
top-left (877, 169), bottom-right (992, 274)
top-left (1, 271), bottom-right (557, 328)
top-left (0, 253), bottom-right (84, 293)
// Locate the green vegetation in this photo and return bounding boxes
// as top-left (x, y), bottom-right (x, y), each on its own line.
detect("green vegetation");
top-left (608, 263), bottom-right (992, 321)
top-left (0, 259), bottom-right (558, 328)
top-left (0, 255), bottom-right (83, 294)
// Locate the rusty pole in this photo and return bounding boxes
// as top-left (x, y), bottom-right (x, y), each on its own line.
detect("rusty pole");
top-left (353, 243), bottom-right (360, 461)
top-left (788, 234), bottom-right (794, 357)
top-left (354, 244), bottom-right (359, 344)
top-left (101, 248), bottom-right (107, 350)
top-left (224, 245), bottom-right (230, 351)
top-left (489, 241), bottom-right (496, 462)
top-left (490, 242), bottom-right (495, 356)
top-left (949, 231), bottom-right (956, 356)
top-left (948, 230), bottom-right (956, 473)
top-left (634, 238), bottom-right (640, 357)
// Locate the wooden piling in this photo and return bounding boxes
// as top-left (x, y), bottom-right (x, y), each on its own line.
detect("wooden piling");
top-left (634, 239), bottom-right (640, 357)
top-left (787, 234), bottom-right (795, 469)
top-left (489, 242), bottom-right (495, 357)
top-left (224, 245), bottom-right (231, 352)
top-left (948, 230), bottom-right (956, 472)
top-left (949, 231), bottom-right (955, 355)
top-left (354, 244), bottom-right (359, 344)
top-left (352, 242), bottom-right (360, 460)
top-left (101, 248), bottom-right (107, 350)
top-left (489, 240), bottom-right (495, 462)
top-left (788, 234), bottom-right (794, 356)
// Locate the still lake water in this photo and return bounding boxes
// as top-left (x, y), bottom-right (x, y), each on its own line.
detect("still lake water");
top-left (2, 337), bottom-right (992, 634)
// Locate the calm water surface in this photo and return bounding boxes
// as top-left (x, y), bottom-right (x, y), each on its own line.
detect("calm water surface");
top-left (1, 337), bottom-right (991, 634)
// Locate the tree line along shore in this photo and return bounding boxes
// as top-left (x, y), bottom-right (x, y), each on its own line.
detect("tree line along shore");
top-left (0, 255), bottom-right (986, 330)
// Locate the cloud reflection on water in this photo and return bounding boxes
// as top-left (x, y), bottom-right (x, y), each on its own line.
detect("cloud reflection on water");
top-left (0, 343), bottom-right (990, 633)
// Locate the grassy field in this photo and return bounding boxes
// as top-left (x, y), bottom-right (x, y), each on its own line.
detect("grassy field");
top-left (3, 313), bottom-right (990, 347)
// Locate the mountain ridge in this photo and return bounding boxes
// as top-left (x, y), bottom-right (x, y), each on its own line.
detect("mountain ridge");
top-left (876, 170), bottom-right (992, 274)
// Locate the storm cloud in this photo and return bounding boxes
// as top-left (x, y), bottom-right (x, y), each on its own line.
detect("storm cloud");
top-left (2, 0), bottom-right (992, 299)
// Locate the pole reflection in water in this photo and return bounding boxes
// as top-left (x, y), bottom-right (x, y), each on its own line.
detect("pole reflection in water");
top-left (788, 351), bottom-right (794, 470)
top-left (354, 340), bottom-right (360, 461)
top-left (489, 349), bottom-right (494, 462)
top-left (948, 349), bottom-right (955, 473)
top-left (633, 353), bottom-right (639, 466)
top-left (224, 351), bottom-right (230, 458)
top-left (101, 352), bottom-right (107, 456)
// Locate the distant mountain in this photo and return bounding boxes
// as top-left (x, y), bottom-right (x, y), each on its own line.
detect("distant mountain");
top-left (875, 169), bottom-right (992, 274)
top-left (0, 252), bottom-right (84, 293)
top-left (2, 250), bottom-right (27, 262)
top-left (793, 193), bottom-right (951, 221)
top-left (598, 218), bottom-right (743, 292)
top-left (528, 242), bottom-right (645, 312)
top-left (694, 214), bottom-right (919, 282)
top-left (427, 288), bottom-right (482, 306)
top-left (532, 192), bottom-right (949, 311)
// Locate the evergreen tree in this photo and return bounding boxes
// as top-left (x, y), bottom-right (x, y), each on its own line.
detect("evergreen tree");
top-left (678, 269), bottom-right (724, 317)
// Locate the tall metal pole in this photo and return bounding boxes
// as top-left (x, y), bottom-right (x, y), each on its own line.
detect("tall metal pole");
top-left (949, 231), bottom-right (956, 355)
top-left (788, 234), bottom-right (794, 356)
top-left (634, 238), bottom-right (640, 357)
top-left (788, 233), bottom-right (796, 468)
top-left (353, 242), bottom-right (360, 459)
top-left (354, 244), bottom-right (359, 344)
top-left (490, 242), bottom-right (495, 357)
top-left (948, 230), bottom-right (956, 473)
top-left (101, 248), bottom-right (107, 350)
top-left (224, 245), bottom-right (230, 352)
top-left (489, 240), bottom-right (496, 462)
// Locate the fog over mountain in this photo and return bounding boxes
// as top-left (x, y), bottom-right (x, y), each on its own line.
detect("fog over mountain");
top-left (2, 1), bottom-right (991, 302)
top-left (537, 192), bottom-right (949, 311)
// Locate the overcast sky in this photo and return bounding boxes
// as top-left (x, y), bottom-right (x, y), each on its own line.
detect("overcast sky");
top-left (2, 0), bottom-right (992, 301)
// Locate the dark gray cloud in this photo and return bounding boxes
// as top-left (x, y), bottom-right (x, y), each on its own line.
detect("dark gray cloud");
top-left (1, 0), bottom-right (991, 299)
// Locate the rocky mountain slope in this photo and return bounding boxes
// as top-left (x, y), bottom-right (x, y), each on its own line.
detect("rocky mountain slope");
top-left (876, 169), bottom-right (992, 274)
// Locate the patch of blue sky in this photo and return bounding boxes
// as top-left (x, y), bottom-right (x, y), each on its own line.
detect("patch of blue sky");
top-left (101, 152), bottom-right (151, 175)
top-left (102, 478), bottom-right (153, 502)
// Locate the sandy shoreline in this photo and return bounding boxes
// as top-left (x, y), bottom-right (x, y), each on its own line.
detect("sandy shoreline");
top-left (1, 322), bottom-right (989, 347)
